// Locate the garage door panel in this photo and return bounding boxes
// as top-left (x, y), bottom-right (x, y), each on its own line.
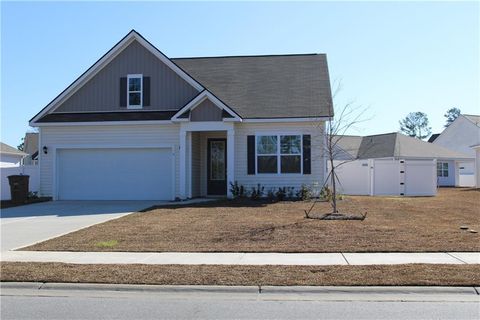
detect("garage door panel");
top-left (57, 148), bottom-right (172, 200)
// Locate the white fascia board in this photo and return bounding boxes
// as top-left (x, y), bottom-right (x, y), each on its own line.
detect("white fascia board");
top-left (171, 90), bottom-right (242, 122)
top-left (0, 151), bottom-right (27, 157)
top-left (30, 30), bottom-right (203, 125)
top-left (389, 156), bottom-right (475, 161)
top-left (243, 117), bottom-right (330, 123)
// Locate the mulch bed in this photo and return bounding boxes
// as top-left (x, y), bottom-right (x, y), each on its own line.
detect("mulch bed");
top-left (1, 262), bottom-right (479, 286)
top-left (0, 197), bottom-right (51, 209)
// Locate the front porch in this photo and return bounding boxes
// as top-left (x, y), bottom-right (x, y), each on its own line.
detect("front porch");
top-left (179, 122), bottom-right (235, 199)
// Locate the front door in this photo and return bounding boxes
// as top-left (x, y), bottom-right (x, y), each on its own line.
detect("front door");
top-left (207, 138), bottom-right (227, 195)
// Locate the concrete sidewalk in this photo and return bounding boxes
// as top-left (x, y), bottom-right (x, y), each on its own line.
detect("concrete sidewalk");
top-left (1, 251), bottom-right (479, 265)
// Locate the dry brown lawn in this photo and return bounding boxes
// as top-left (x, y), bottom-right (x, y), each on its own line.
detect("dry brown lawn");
top-left (24, 188), bottom-right (480, 252)
top-left (2, 262), bottom-right (479, 286)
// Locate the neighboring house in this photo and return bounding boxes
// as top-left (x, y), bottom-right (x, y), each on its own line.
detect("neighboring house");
top-left (22, 132), bottom-right (39, 165)
top-left (331, 132), bottom-right (471, 196)
top-left (471, 144), bottom-right (480, 188)
top-left (431, 114), bottom-right (479, 187)
top-left (0, 142), bottom-right (26, 167)
top-left (29, 30), bottom-right (333, 201)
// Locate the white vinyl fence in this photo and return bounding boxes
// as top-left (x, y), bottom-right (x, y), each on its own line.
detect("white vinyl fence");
top-left (329, 159), bottom-right (437, 196)
top-left (1, 165), bottom-right (40, 200)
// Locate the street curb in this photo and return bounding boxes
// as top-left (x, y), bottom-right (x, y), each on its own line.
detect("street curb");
top-left (260, 285), bottom-right (478, 295)
top-left (1, 282), bottom-right (259, 294)
top-left (1, 282), bottom-right (479, 296)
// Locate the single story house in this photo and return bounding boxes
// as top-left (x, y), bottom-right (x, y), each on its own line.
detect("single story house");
top-left (0, 142), bottom-right (26, 167)
top-left (29, 30), bottom-right (333, 200)
top-left (429, 114), bottom-right (479, 187)
top-left (331, 132), bottom-right (471, 196)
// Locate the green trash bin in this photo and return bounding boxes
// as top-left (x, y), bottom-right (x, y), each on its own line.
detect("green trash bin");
top-left (8, 175), bottom-right (30, 204)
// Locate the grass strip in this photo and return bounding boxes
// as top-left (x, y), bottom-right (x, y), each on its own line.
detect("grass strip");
top-left (1, 262), bottom-right (479, 286)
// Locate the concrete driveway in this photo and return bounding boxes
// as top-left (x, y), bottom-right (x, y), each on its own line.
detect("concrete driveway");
top-left (0, 201), bottom-right (159, 251)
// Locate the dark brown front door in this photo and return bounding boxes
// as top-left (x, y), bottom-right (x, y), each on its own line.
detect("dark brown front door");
top-left (207, 138), bottom-right (227, 195)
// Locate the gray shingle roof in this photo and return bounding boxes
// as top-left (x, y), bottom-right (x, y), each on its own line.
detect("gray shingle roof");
top-left (334, 132), bottom-right (471, 160)
top-left (332, 135), bottom-right (363, 160)
top-left (0, 142), bottom-right (27, 156)
top-left (172, 54), bottom-right (333, 119)
top-left (463, 114), bottom-right (480, 127)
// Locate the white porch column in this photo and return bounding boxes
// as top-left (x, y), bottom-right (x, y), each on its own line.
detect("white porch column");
top-left (179, 129), bottom-right (187, 199)
top-left (227, 128), bottom-right (235, 198)
top-left (186, 131), bottom-right (192, 198)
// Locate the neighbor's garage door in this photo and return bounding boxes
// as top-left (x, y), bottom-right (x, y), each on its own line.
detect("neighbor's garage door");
top-left (57, 148), bottom-right (172, 200)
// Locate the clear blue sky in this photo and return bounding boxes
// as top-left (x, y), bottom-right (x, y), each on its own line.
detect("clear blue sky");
top-left (1, 1), bottom-right (479, 148)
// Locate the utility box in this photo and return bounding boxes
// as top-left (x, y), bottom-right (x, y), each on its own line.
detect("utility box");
top-left (8, 175), bottom-right (29, 203)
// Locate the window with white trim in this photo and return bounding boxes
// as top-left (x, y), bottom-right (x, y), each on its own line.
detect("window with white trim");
top-left (127, 74), bottom-right (143, 109)
top-left (437, 161), bottom-right (448, 177)
top-left (256, 135), bottom-right (302, 174)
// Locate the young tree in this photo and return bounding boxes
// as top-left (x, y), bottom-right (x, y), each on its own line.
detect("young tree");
top-left (444, 107), bottom-right (461, 127)
top-left (306, 84), bottom-right (370, 217)
top-left (399, 112), bottom-right (431, 140)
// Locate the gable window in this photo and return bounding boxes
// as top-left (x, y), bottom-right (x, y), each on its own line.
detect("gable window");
top-left (127, 74), bottom-right (142, 109)
top-left (256, 135), bottom-right (302, 174)
top-left (437, 161), bottom-right (448, 177)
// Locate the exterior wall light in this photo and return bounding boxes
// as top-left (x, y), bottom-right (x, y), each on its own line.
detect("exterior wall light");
top-left (43, 146), bottom-right (48, 154)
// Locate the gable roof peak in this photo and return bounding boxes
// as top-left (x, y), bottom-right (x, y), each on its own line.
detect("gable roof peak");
top-left (30, 30), bottom-right (204, 125)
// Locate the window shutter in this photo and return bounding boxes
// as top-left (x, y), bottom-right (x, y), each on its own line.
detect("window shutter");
top-left (119, 77), bottom-right (127, 107)
top-left (303, 135), bottom-right (311, 174)
top-left (143, 77), bottom-right (150, 106)
top-left (247, 135), bottom-right (255, 175)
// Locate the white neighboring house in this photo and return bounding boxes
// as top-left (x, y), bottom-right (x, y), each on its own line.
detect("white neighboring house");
top-left (0, 142), bottom-right (40, 201)
top-left (28, 30), bottom-right (333, 201)
top-left (430, 114), bottom-right (479, 187)
top-left (471, 144), bottom-right (480, 188)
top-left (331, 132), bottom-right (471, 196)
top-left (0, 142), bottom-right (26, 167)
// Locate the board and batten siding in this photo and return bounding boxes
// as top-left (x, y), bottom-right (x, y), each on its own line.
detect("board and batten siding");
top-left (190, 100), bottom-right (223, 122)
top-left (38, 124), bottom-right (180, 198)
top-left (54, 40), bottom-right (199, 113)
top-left (233, 121), bottom-right (326, 192)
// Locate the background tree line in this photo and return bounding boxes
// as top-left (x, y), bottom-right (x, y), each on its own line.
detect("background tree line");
top-left (399, 107), bottom-right (461, 140)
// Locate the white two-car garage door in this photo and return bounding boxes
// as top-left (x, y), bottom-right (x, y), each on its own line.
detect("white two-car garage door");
top-left (57, 148), bottom-right (173, 200)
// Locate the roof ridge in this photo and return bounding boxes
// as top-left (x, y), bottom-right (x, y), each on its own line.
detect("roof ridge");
top-left (363, 132), bottom-right (399, 138)
top-left (172, 53), bottom-right (325, 60)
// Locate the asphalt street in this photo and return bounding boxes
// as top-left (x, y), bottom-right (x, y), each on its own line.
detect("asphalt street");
top-left (1, 284), bottom-right (479, 320)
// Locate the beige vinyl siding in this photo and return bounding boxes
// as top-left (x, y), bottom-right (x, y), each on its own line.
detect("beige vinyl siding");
top-left (39, 124), bottom-right (180, 198)
top-left (38, 121), bottom-right (326, 199)
top-left (54, 40), bottom-right (199, 113)
top-left (233, 121), bottom-right (325, 193)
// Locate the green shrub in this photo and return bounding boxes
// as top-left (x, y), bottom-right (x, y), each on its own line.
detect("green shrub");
top-left (250, 184), bottom-right (264, 200)
top-left (320, 186), bottom-right (333, 201)
top-left (229, 181), bottom-right (246, 198)
top-left (296, 184), bottom-right (312, 201)
top-left (276, 187), bottom-right (287, 201)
